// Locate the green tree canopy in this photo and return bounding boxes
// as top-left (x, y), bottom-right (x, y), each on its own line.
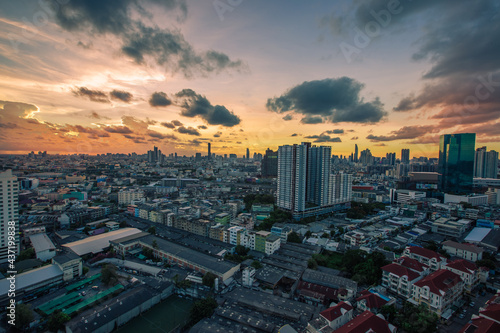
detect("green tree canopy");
top-left (15, 303), bottom-right (34, 330)
top-left (189, 297), bottom-right (218, 325)
top-left (287, 231), bottom-right (301, 243)
top-left (202, 272), bottom-right (216, 288)
top-left (47, 310), bottom-right (71, 332)
top-left (101, 264), bottom-right (119, 286)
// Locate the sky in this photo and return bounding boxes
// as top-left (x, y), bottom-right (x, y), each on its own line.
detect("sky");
top-left (0, 0), bottom-right (499, 158)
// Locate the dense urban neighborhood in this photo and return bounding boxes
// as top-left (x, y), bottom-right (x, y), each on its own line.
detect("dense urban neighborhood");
top-left (1, 136), bottom-right (500, 332)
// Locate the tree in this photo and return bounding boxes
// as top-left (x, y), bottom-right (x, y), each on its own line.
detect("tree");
top-left (147, 226), bottom-right (156, 235)
top-left (101, 264), bottom-right (119, 286)
top-left (321, 232), bottom-right (330, 238)
top-left (82, 266), bottom-right (89, 275)
top-left (15, 303), bottom-right (34, 330)
top-left (202, 272), bottom-right (216, 288)
top-left (119, 221), bottom-right (128, 228)
top-left (235, 245), bottom-right (249, 256)
top-left (47, 310), bottom-right (71, 332)
top-left (307, 258), bottom-right (318, 269)
top-left (287, 231), bottom-right (301, 243)
top-left (251, 260), bottom-right (262, 269)
top-left (152, 240), bottom-right (159, 249)
top-left (17, 248), bottom-right (35, 262)
top-left (424, 241), bottom-right (438, 252)
top-left (189, 297), bottom-right (218, 325)
top-left (304, 231), bottom-right (312, 238)
top-left (380, 304), bottom-right (397, 323)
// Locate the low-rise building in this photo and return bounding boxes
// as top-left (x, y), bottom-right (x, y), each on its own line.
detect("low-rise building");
top-left (442, 240), bottom-right (483, 261)
top-left (319, 301), bottom-right (354, 330)
top-left (52, 251), bottom-right (83, 281)
top-left (444, 259), bottom-right (480, 294)
top-left (29, 233), bottom-right (56, 261)
top-left (403, 246), bottom-right (447, 272)
top-left (411, 269), bottom-right (464, 317)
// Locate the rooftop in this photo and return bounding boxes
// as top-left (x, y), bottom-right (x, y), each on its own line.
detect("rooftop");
top-left (29, 233), bottom-right (56, 252)
top-left (63, 228), bottom-right (143, 256)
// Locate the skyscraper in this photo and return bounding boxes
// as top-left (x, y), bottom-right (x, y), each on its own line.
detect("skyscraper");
top-left (354, 144), bottom-right (358, 163)
top-left (261, 148), bottom-right (278, 178)
top-left (277, 143), bottom-right (351, 218)
top-left (474, 147), bottom-right (499, 179)
top-left (386, 152), bottom-right (396, 166)
top-left (207, 143), bottom-right (211, 159)
top-left (438, 133), bottom-right (476, 193)
top-left (0, 170), bottom-right (19, 264)
top-left (246, 148), bottom-right (250, 159)
top-left (401, 149), bottom-right (410, 164)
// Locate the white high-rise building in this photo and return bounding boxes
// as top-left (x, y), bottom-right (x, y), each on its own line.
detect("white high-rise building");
top-left (0, 170), bottom-right (19, 263)
top-left (277, 144), bottom-right (307, 212)
top-left (330, 173), bottom-right (353, 204)
top-left (474, 147), bottom-right (499, 179)
top-left (278, 143), bottom-right (350, 217)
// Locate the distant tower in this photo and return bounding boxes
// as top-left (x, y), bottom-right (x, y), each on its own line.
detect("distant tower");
top-left (0, 170), bottom-right (19, 263)
top-left (401, 149), bottom-right (410, 164)
top-left (207, 143), bottom-right (211, 159)
top-left (354, 144), bottom-right (358, 163)
top-left (246, 148), bottom-right (250, 159)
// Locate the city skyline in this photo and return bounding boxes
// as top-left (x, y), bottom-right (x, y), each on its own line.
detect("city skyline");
top-left (1, 1), bottom-right (500, 157)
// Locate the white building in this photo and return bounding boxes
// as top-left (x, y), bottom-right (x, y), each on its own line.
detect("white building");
top-left (442, 240), bottom-right (483, 261)
top-left (242, 266), bottom-right (256, 287)
top-left (319, 301), bottom-right (354, 330)
top-left (277, 144), bottom-right (307, 212)
top-left (0, 170), bottom-right (19, 263)
top-left (444, 259), bottom-right (480, 294)
top-left (265, 234), bottom-right (281, 255)
top-left (444, 193), bottom-right (488, 206)
top-left (29, 233), bottom-right (56, 261)
top-left (403, 246), bottom-right (447, 272)
top-left (118, 190), bottom-right (144, 205)
top-left (411, 269), bottom-right (464, 317)
top-left (330, 172), bottom-right (353, 204)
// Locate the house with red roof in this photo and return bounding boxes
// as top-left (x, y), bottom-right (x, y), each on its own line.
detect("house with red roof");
top-left (459, 317), bottom-right (500, 333)
top-left (479, 303), bottom-right (500, 324)
top-left (334, 310), bottom-right (397, 333)
top-left (403, 246), bottom-right (447, 272)
top-left (318, 301), bottom-right (354, 330)
top-left (444, 259), bottom-right (480, 293)
top-left (381, 258), bottom-right (425, 298)
top-left (356, 290), bottom-right (389, 314)
top-left (411, 269), bottom-right (464, 317)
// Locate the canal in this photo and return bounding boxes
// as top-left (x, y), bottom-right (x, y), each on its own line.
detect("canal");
top-left (116, 295), bottom-right (193, 333)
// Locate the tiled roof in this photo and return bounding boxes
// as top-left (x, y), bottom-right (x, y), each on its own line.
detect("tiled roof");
top-left (414, 269), bottom-right (462, 295)
top-left (320, 301), bottom-right (353, 322)
top-left (480, 303), bottom-right (500, 323)
top-left (443, 240), bottom-right (484, 254)
top-left (334, 310), bottom-right (394, 333)
top-left (395, 256), bottom-right (428, 272)
top-left (356, 291), bottom-right (388, 309)
top-left (459, 317), bottom-right (500, 333)
top-left (382, 263), bottom-right (420, 281)
top-left (446, 259), bottom-right (477, 274)
top-left (406, 246), bottom-right (444, 260)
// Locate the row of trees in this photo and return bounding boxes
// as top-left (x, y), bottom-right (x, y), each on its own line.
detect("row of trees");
top-left (380, 303), bottom-right (438, 333)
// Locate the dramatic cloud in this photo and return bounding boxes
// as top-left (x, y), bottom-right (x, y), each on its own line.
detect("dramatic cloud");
top-left (175, 89), bottom-right (241, 127)
top-left (110, 90), bottom-right (133, 103)
top-left (213, 131), bottom-right (222, 137)
top-left (103, 126), bottom-right (133, 134)
top-left (176, 126), bottom-right (200, 136)
top-left (304, 134), bottom-right (341, 143)
top-left (52, 0), bottom-right (244, 78)
top-left (198, 125), bottom-right (207, 129)
top-left (300, 116), bottom-right (324, 124)
top-left (282, 114), bottom-right (293, 121)
top-left (72, 87), bottom-right (109, 103)
top-left (267, 77), bottom-right (387, 123)
top-left (161, 122), bottom-right (175, 128)
top-left (366, 125), bottom-right (439, 142)
top-left (325, 129), bottom-right (344, 134)
top-left (149, 92), bottom-right (172, 107)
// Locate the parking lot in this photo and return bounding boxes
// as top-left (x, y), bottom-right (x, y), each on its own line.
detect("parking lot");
top-left (438, 292), bottom-right (493, 333)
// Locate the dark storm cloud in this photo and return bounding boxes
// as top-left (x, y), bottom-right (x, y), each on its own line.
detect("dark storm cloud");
top-left (72, 87), bottom-right (110, 103)
top-left (300, 116), bottom-right (324, 124)
top-left (176, 126), bottom-right (200, 136)
top-left (175, 89), bottom-right (241, 127)
top-left (197, 125), bottom-right (207, 129)
top-left (282, 114), bottom-right (293, 121)
top-left (267, 78), bottom-right (386, 123)
top-left (213, 131), bottom-right (222, 138)
top-left (149, 92), bottom-right (172, 107)
top-left (52, 0), bottom-right (244, 78)
top-left (110, 90), bottom-right (133, 103)
top-left (366, 125), bottom-right (439, 142)
top-left (304, 135), bottom-right (341, 143)
top-left (161, 122), bottom-right (175, 128)
top-left (291, 133), bottom-right (298, 137)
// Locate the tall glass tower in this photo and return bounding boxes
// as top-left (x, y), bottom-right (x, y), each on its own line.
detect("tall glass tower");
top-left (438, 133), bottom-right (476, 193)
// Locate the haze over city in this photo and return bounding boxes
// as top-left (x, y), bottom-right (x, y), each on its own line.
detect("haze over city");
top-left (1, 0), bottom-right (499, 157)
